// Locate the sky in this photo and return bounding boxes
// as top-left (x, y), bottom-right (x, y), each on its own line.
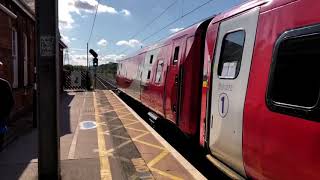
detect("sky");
top-left (59, 0), bottom-right (246, 66)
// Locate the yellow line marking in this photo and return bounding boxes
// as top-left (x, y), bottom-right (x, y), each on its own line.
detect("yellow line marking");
top-left (117, 117), bottom-right (138, 121)
top-left (106, 140), bottom-right (132, 154)
top-left (117, 113), bottom-right (135, 118)
top-left (93, 92), bottom-right (112, 180)
top-left (125, 127), bottom-right (149, 133)
top-left (134, 140), bottom-right (166, 150)
top-left (104, 121), bottom-right (139, 133)
top-left (150, 168), bottom-right (183, 180)
top-left (147, 150), bottom-right (169, 167)
top-left (132, 132), bottom-right (150, 140)
top-left (103, 133), bottom-right (131, 140)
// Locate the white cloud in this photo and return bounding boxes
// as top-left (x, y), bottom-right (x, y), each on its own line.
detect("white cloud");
top-left (59, 0), bottom-right (78, 29)
top-left (59, 0), bottom-right (132, 30)
top-left (97, 39), bottom-right (108, 47)
top-left (61, 34), bottom-right (70, 44)
top-left (69, 48), bottom-right (86, 51)
top-left (116, 39), bottom-right (141, 48)
top-left (120, 9), bottom-right (131, 16)
top-left (101, 54), bottom-right (126, 63)
top-left (68, 53), bottom-right (125, 65)
top-left (68, 54), bottom-right (87, 66)
top-left (71, 37), bottom-right (77, 41)
top-left (170, 27), bottom-right (184, 33)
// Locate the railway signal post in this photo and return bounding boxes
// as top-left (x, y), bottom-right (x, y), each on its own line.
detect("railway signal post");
top-left (36, 0), bottom-right (60, 179)
top-left (89, 49), bottom-right (98, 90)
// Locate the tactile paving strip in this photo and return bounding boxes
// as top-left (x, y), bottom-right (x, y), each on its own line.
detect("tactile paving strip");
top-left (100, 90), bottom-right (196, 180)
top-left (94, 91), bottom-right (154, 180)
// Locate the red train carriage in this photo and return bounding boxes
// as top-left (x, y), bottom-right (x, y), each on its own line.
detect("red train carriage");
top-left (117, 0), bottom-right (320, 179)
top-left (117, 18), bottom-right (212, 137)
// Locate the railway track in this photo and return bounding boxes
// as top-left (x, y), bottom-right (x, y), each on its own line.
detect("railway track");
top-left (96, 76), bottom-right (117, 90)
top-left (96, 76), bottom-right (228, 180)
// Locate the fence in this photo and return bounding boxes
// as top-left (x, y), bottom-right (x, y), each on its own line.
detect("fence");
top-left (63, 70), bottom-right (90, 90)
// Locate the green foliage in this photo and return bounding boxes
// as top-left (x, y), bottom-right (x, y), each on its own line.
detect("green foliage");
top-left (63, 65), bottom-right (87, 71)
top-left (97, 63), bottom-right (118, 82)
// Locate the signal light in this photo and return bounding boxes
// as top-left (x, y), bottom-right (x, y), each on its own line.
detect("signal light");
top-left (93, 57), bottom-right (98, 67)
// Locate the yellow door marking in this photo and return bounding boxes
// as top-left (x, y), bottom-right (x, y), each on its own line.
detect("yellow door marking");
top-left (93, 92), bottom-right (112, 180)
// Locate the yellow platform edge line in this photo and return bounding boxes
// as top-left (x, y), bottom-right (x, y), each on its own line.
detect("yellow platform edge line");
top-left (93, 92), bottom-right (112, 180)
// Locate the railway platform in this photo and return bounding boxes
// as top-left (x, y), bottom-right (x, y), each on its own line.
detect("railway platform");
top-left (0, 90), bottom-right (205, 180)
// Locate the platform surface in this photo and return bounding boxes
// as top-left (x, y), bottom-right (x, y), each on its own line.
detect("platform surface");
top-left (0, 90), bottom-right (205, 180)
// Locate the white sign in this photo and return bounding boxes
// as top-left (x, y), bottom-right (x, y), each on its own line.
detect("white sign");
top-left (40, 36), bottom-right (55, 57)
top-left (220, 61), bottom-right (238, 78)
top-left (71, 71), bottom-right (81, 87)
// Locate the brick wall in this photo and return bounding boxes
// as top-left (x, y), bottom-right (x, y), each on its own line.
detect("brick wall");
top-left (0, 1), bottom-right (35, 121)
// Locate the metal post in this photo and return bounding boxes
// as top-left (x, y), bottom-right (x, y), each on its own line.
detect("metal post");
top-left (87, 43), bottom-right (89, 71)
top-left (94, 66), bottom-right (97, 90)
top-left (36, 0), bottom-right (60, 179)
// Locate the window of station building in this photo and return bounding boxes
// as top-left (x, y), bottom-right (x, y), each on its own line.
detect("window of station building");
top-left (147, 70), bottom-right (151, 80)
top-left (267, 26), bottom-right (320, 121)
top-left (23, 33), bottom-right (28, 86)
top-left (12, 29), bottom-right (18, 88)
top-left (173, 46), bottom-right (179, 64)
top-left (149, 55), bottom-right (154, 64)
top-left (155, 60), bottom-right (164, 83)
top-left (217, 30), bottom-right (245, 79)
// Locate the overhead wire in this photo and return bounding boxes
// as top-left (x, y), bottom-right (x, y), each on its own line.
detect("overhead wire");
top-left (120, 0), bottom-right (215, 55)
top-left (87, 0), bottom-right (101, 44)
top-left (142, 0), bottom-right (214, 43)
top-left (128, 0), bottom-right (179, 40)
top-left (116, 0), bottom-right (179, 54)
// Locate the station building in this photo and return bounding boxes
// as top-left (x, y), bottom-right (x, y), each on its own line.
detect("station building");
top-left (0, 0), bottom-right (36, 120)
top-left (0, 0), bottom-right (67, 122)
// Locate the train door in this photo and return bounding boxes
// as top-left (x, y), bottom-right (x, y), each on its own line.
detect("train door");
top-left (164, 38), bottom-right (185, 124)
top-left (207, 8), bottom-right (259, 176)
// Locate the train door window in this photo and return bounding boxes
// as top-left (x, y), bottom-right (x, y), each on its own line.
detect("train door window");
top-left (173, 46), bottom-right (179, 65)
top-left (267, 24), bottom-right (320, 121)
top-left (155, 60), bottom-right (164, 83)
top-left (150, 55), bottom-right (154, 64)
top-left (147, 70), bottom-right (151, 80)
top-left (217, 30), bottom-right (245, 79)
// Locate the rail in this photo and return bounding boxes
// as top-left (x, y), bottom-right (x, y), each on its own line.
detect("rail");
top-left (96, 75), bottom-right (118, 90)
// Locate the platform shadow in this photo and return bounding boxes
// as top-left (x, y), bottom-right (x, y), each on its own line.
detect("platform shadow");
top-left (60, 92), bottom-right (75, 137)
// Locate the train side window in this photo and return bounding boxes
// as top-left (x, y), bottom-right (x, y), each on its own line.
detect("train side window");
top-left (218, 30), bottom-right (245, 79)
top-left (147, 70), bottom-right (151, 80)
top-left (173, 46), bottom-right (179, 64)
top-left (267, 24), bottom-right (320, 121)
top-left (155, 60), bottom-right (164, 83)
top-left (150, 55), bottom-right (153, 64)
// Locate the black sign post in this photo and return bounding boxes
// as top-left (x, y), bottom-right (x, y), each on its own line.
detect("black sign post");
top-left (36, 0), bottom-right (60, 179)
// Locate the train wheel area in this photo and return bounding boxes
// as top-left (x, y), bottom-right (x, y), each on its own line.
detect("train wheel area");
top-left (0, 90), bottom-right (205, 180)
